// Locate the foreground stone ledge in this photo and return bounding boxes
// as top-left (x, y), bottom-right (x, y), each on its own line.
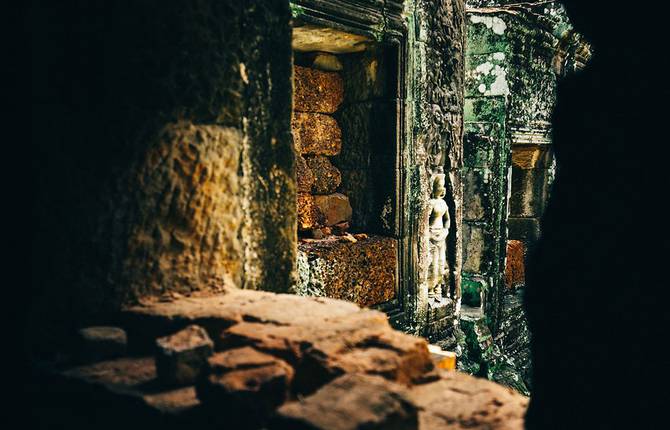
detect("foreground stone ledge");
top-left (293, 66), bottom-right (344, 114)
top-left (121, 287), bottom-right (362, 348)
top-left (38, 290), bottom-right (526, 429)
top-left (292, 112), bottom-right (342, 156)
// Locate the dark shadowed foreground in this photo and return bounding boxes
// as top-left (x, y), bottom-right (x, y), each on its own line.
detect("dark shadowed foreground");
top-left (525, 1), bottom-right (670, 428)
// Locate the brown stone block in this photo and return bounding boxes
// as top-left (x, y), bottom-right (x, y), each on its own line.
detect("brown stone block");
top-left (296, 155), bottom-right (315, 193)
top-left (409, 371), bottom-right (529, 430)
top-left (197, 347), bottom-right (294, 426)
top-left (292, 112), bottom-right (342, 156)
top-left (293, 65), bottom-right (344, 113)
top-left (296, 235), bottom-right (396, 307)
top-left (298, 193), bottom-right (325, 231)
top-left (155, 325), bottom-right (214, 386)
top-left (270, 374), bottom-right (418, 430)
top-left (307, 156), bottom-right (341, 194)
top-left (505, 240), bottom-right (526, 289)
top-left (221, 308), bottom-right (432, 396)
top-left (314, 193), bottom-right (352, 226)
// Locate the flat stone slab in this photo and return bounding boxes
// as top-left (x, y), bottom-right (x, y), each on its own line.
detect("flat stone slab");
top-left (121, 288), bottom-right (362, 349)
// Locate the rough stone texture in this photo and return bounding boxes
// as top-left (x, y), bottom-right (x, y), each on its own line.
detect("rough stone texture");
top-left (219, 315), bottom-right (432, 397)
top-left (155, 325), bottom-right (214, 386)
top-left (507, 217), bottom-right (541, 243)
top-left (296, 155), bottom-right (316, 193)
top-left (292, 24), bottom-right (371, 54)
top-left (270, 374), bottom-right (418, 430)
top-left (37, 289), bottom-right (529, 429)
top-left (196, 347), bottom-right (294, 426)
top-left (76, 326), bottom-right (128, 362)
top-left (495, 290), bottom-right (532, 393)
top-left (313, 193), bottom-right (352, 226)
top-left (510, 167), bottom-right (551, 218)
top-left (30, 1), bottom-right (296, 348)
top-left (512, 146), bottom-right (552, 170)
top-left (407, 0), bottom-right (466, 337)
top-left (505, 240), bottom-right (525, 289)
top-left (462, 224), bottom-right (488, 274)
top-left (60, 357), bottom-right (201, 416)
top-left (296, 235), bottom-right (397, 307)
top-left (123, 124), bottom-right (245, 297)
top-left (298, 193), bottom-right (325, 231)
top-left (311, 53), bottom-right (343, 72)
top-left (409, 370), bottom-right (528, 430)
top-left (293, 66), bottom-right (344, 114)
top-left (306, 156), bottom-right (342, 194)
top-left (292, 112), bottom-right (342, 156)
top-left (122, 287), bottom-right (362, 348)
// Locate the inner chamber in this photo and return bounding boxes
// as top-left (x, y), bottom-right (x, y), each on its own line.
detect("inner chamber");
top-left (293, 24), bottom-right (400, 308)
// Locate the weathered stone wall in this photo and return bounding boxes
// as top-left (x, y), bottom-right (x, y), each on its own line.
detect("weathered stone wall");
top-left (30, 1), bottom-right (295, 343)
top-left (462, 1), bottom-right (589, 394)
top-left (408, 0), bottom-right (466, 339)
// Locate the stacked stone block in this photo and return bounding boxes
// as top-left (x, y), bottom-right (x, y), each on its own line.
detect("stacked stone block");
top-left (293, 65), bottom-right (352, 236)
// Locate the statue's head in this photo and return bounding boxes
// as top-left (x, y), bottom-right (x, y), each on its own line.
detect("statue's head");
top-left (432, 174), bottom-right (446, 199)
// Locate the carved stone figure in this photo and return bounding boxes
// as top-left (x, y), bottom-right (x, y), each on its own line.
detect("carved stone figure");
top-left (427, 173), bottom-right (450, 299)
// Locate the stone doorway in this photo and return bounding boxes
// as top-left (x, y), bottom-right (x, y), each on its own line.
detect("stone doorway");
top-left (293, 23), bottom-right (402, 311)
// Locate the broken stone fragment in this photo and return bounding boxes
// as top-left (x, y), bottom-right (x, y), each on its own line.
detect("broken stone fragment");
top-left (293, 66), bottom-right (344, 113)
top-left (314, 193), bottom-right (352, 226)
top-left (311, 52), bottom-right (343, 72)
top-left (155, 325), bottom-right (214, 386)
top-left (196, 347), bottom-right (294, 426)
top-left (332, 221), bottom-right (350, 235)
top-left (298, 193), bottom-right (326, 231)
top-left (338, 233), bottom-right (357, 243)
top-left (76, 326), bottom-right (128, 362)
top-left (269, 374), bottom-right (418, 430)
top-left (296, 155), bottom-right (316, 193)
top-left (428, 344), bottom-right (457, 371)
top-left (292, 112), bottom-right (342, 156)
top-left (307, 156), bottom-right (342, 194)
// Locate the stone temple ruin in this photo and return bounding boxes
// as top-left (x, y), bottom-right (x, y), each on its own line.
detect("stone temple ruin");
top-left (28, 0), bottom-right (594, 428)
